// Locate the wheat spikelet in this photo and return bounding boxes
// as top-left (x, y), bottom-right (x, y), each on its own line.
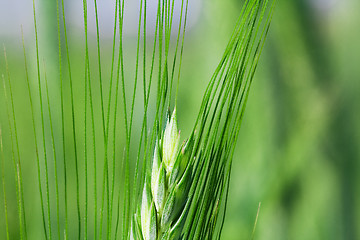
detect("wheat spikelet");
top-left (131, 109), bottom-right (194, 240)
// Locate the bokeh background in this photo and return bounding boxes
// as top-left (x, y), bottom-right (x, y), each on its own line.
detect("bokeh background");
top-left (0, 0), bottom-right (359, 239)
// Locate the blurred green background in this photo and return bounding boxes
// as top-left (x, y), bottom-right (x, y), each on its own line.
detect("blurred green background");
top-left (1, 0), bottom-right (359, 239)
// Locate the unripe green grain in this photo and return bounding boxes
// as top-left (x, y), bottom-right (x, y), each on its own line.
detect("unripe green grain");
top-left (135, 109), bottom-right (194, 239)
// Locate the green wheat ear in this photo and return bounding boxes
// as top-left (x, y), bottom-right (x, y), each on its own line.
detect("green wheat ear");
top-left (0, 0), bottom-right (274, 238)
top-left (133, 109), bottom-right (194, 240)
top-left (130, 0), bottom-right (276, 238)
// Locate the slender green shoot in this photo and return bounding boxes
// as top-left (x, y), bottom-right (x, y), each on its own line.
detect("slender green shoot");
top-left (21, 26), bottom-right (48, 240)
top-left (32, 1), bottom-right (52, 239)
top-left (251, 202), bottom-right (262, 240)
top-left (55, 0), bottom-right (65, 239)
top-left (3, 46), bottom-right (28, 240)
top-left (43, 64), bottom-right (61, 240)
top-left (0, 127), bottom-right (10, 240)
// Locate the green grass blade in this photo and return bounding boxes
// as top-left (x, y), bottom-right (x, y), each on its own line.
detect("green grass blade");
top-left (108, 1), bottom-right (126, 238)
top-left (93, 0), bottom-right (106, 138)
top-left (82, 1), bottom-right (98, 239)
top-left (0, 127), bottom-right (10, 240)
top-left (104, 1), bottom-right (119, 239)
top-left (118, 0), bottom-right (131, 237)
top-left (21, 26), bottom-right (48, 240)
top-left (134, 0), bottom-right (161, 212)
top-left (92, 2), bottom-right (109, 236)
top-left (55, 1), bottom-right (64, 238)
top-left (104, 0), bottom-right (119, 238)
top-left (251, 202), bottom-right (262, 240)
top-left (43, 64), bottom-right (61, 240)
top-left (86, 58), bottom-right (97, 240)
top-left (122, 0), bottom-right (147, 238)
top-left (174, 0), bottom-right (189, 105)
top-left (2, 69), bottom-right (23, 240)
top-left (32, 1), bottom-right (53, 238)
top-left (3, 46), bottom-right (28, 240)
top-left (105, 1), bottom-right (120, 236)
top-left (60, 0), bottom-right (80, 237)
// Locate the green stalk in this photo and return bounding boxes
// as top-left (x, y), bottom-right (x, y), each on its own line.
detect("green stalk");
top-left (21, 26), bottom-right (48, 240)
top-left (43, 64), bottom-right (61, 240)
top-left (60, 0), bottom-right (78, 237)
top-left (86, 57), bottom-right (97, 240)
top-left (2, 62), bottom-right (24, 240)
top-left (0, 127), bottom-right (10, 240)
top-left (122, 0), bottom-right (147, 238)
top-left (3, 46), bottom-right (28, 240)
top-left (105, 0), bottom-right (120, 236)
top-left (32, 1), bottom-right (52, 238)
top-left (82, 1), bottom-right (98, 239)
top-left (55, 0), bottom-right (65, 239)
top-left (133, 0), bottom-right (161, 213)
top-left (92, 1), bottom-right (108, 239)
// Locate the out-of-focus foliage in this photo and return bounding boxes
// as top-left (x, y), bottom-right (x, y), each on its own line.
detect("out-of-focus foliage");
top-left (0, 0), bottom-right (359, 239)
